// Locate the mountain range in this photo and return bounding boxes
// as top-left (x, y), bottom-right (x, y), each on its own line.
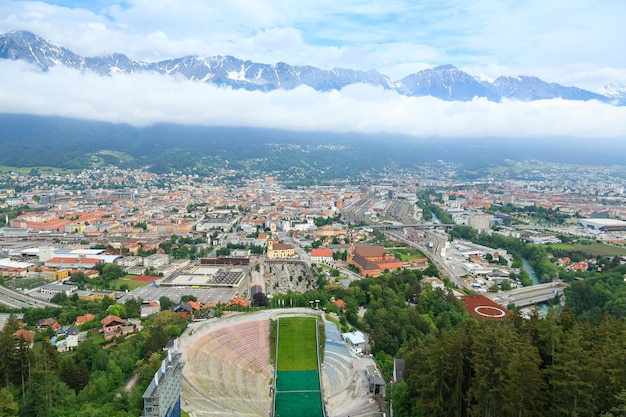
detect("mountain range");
top-left (2, 30), bottom-right (625, 105)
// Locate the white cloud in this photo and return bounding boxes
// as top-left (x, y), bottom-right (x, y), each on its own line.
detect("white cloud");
top-left (1, 61), bottom-right (624, 140)
top-left (2, 0), bottom-right (626, 90)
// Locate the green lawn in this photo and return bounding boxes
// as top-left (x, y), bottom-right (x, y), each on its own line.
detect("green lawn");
top-left (390, 248), bottom-right (427, 261)
top-left (0, 165), bottom-right (75, 175)
top-left (547, 242), bottom-right (626, 257)
top-left (110, 278), bottom-right (147, 291)
top-left (4, 277), bottom-right (48, 290)
top-left (277, 317), bottom-right (318, 371)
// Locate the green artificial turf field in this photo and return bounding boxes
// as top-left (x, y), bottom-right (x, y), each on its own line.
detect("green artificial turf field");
top-left (276, 317), bottom-right (318, 371)
top-left (274, 317), bottom-right (323, 417)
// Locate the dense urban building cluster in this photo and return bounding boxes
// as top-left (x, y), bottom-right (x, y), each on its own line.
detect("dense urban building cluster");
top-left (0, 160), bottom-right (625, 417)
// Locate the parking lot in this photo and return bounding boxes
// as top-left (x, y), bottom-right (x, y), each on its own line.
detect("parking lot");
top-left (117, 279), bottom-right (247, 305)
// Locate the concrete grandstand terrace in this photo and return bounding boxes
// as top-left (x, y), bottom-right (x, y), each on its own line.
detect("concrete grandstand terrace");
top-left (180, 312), bottom-right (275, 417)
top-left (321, 329), bottom-right (383, 417)
top-left (179, 309), bottom-right (384, 417)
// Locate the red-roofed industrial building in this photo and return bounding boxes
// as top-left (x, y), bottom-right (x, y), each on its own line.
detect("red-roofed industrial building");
top-left (44, 257), bottom-right (102, 269)
top-left (348, 245), bottom-right (403, 277)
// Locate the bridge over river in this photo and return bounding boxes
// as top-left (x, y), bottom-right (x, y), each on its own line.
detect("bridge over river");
top-left (485, 281), bottom-right (568, 308)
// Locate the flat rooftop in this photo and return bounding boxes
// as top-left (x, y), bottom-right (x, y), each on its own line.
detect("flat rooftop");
top-left (166, 267), bottom-right (246, 288)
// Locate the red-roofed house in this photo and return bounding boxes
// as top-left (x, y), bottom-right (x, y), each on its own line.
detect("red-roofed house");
top-left (100, 315), bottom-right (135, 340)
top-left (15, 329), bottom-right (35, 348)
top-left (311, 248), bottom-right (333, 264)
top-left (556, 257), bottom-right (571, 267)
top-left (37, 317), bottom-right (61, 331)
top-left (187, 300), bottom-right (205, 311)
top-left (572, 262), bottom-right (589, 271)
top-left (75, 313), bottom-right (96, 326)
top-left (226, 297), bottom-right (249, 308)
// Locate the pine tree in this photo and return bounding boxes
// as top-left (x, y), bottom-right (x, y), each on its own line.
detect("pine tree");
top-left (501, 332), bottom-right (547, 417)
top-left (550, 322), bottom-right (595, 416)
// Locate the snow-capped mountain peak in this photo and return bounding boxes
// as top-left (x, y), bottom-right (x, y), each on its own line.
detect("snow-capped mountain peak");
top-left (0, 30), bottom-right (623, 105)
top-left (597, 82), bottom-right (626, 100)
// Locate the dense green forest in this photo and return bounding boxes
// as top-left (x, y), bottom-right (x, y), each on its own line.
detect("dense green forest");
top-left (0, 114), bottom-right (411, 178)
top-left (393, 311), bottom-right (626, 417)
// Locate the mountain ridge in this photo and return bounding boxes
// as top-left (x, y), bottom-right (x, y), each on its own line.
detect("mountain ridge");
top-left (1, 30), bottom-right (625, 104)
top-left (0, 113), bottom-right (623, 177)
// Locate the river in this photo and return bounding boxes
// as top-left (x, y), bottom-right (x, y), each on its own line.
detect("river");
top-left (521, 257), bottom-right (550, 316)
top-left (522, 258), bottom-right (540, 285)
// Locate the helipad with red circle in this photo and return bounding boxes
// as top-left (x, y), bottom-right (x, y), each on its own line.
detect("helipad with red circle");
top-left (474, 305), bottom-right (506, 318)
top-left (459, 294), bottom-right (512, 320)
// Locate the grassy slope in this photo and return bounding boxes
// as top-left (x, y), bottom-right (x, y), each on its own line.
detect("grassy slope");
top-left (110, 277), bottom-right (148, 291)
top-left (277, 317), bottom-right (318, 371)
top-left (390, 248), bottom-right (428, 261)
top-left (547, 242), bottom-right (626, 257)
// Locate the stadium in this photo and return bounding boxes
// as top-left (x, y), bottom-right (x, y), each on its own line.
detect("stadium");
top-left (579, 218), bottom-right (626, 232)
top-left (178, 309), bottom-right (385, 417)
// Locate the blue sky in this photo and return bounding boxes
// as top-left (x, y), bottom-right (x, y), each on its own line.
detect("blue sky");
top-left (1, 0), bottom-right (626, 138)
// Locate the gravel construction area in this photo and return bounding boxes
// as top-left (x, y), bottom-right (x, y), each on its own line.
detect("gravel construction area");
top-left (179, 309), bottom-right (383, 417)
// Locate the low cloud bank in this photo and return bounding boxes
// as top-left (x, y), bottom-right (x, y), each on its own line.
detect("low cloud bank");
top-left (1, 61), bottom-right (625, 140)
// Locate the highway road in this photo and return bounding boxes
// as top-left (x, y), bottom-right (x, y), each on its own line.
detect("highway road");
top-left (486, 281), bottom-right (568, 308)
top-left (342, 198), bottom-right (570, 307)
top-left (385, 228), bottom-right (465, 287)
top-left (0, 285), bottom-right (58, 309)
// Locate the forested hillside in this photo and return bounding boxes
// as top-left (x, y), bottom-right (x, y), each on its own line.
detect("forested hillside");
top-left (393, 311), bottom-right (626, 417)
top-left (0, 297), bottom-right (187, 417)
top-left (304, 260), bottom-right (626, 417)
top-left (1, 114), bottom-right (625, 179)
